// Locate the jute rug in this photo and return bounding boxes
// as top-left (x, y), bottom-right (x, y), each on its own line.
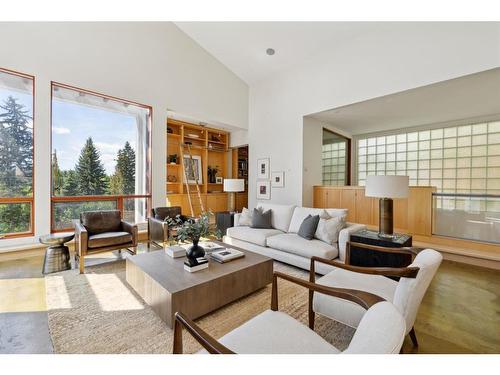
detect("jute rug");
top-left (45, 258), bottom-right (354, 354)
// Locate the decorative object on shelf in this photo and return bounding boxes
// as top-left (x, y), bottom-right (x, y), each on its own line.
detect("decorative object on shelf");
top-left (256, 180), bottom-right (271, 200)
top-left (208, 165), bottom-right (219, 183)
top-left (216, 176), bottom-right (223, 184)
top-left (271, 171), bottom-right (284, 188)
top-left (168, 154), bottom-right (178, 164)
top-left (183, 154), bottom-right (203, 184)
top-left (186, 133), bottom-right (200, 139)
top-left (166, 212), bottom-right (214, 261)
top-left (167, 175), bottom-right (177, 183)
top-left (211, 133), bottom-right (222, 142)
top-left (167, 127), bottom-right (173, 134)
top-left (257, 157), bottom-right (270, 179)
top-left (223, 179), bottom-right (245, 212)
top-left (365, 175), bottom-right (409, 238)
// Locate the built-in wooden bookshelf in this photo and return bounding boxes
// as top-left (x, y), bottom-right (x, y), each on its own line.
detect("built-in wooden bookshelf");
top-left (166, 119), bottom-right (230, 215)
top-left (232, 145), bottom-right (248, 211)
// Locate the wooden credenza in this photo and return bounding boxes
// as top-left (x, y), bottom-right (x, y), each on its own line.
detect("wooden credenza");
top-left (313, 186), bottom-right (436, 236)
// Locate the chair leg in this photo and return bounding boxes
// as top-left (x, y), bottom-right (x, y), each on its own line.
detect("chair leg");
top-left (409, 327), bottom-right (418, 347)
top-left (79, 254), bottom-right (85, 274)
top-left (308, 291), bottom-right (315, 330)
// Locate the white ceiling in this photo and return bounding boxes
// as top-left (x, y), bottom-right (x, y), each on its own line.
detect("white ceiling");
top-left (308, 68), bottom-right (500, 135)
top-left (175, 22), bottom-right (383, 84)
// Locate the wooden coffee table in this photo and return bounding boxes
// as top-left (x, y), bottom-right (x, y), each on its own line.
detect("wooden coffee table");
top-left (125, 242), bottom-right (273, 328)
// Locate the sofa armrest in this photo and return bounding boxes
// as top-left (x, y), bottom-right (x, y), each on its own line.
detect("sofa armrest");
top-left (233, 213), bottom-right (242, 227)
top-left (122, 221), bottom-right (138, 246)
top-left (73, 219), bottom-right (88, 255)
top-left (338, 223), bottom-right (366, 262)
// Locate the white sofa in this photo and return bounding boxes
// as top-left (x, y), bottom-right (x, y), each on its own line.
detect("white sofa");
top-left (223, 203), bottom-right (366, 275)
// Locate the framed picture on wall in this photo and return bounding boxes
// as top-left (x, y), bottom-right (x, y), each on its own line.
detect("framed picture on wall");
top-left (256, 181), bottom-right (271, 200)
top-left (183, 154), bottom-right (203, 184)
top-left (257, 158), bottom-right (270, 179)
top-left (271, 171), bottom-right (284, 188)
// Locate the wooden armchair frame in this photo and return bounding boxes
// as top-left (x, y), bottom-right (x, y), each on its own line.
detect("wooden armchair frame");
top-left (172, 271), bottom-right (384, 354)
top-left (308, 241), bottom-right (422, 346)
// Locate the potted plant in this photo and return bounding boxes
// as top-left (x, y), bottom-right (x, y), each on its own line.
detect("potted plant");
top-left (166, 211), bottom-right (216, 259)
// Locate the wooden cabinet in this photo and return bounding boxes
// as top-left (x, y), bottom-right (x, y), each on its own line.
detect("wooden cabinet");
top-left (313, 185), bottom-right (435, 236)
top-left (235, 192), bottom-right (248, 212)
top-left (167, 193), bottom-right (228, 216)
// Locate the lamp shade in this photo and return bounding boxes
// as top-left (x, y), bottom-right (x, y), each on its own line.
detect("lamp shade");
top-left (365, 175), bottom-right (409, 198)
top-left (223, 179), bottom-right (245, 192)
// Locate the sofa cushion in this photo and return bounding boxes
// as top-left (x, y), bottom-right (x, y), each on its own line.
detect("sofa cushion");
top-left (238, 207), bottom-right (253, 226)
top-left (266, 233), bottom-right (338, 259)
top-left (80, 210), bottom-right (122, 235)
top-left (297, 214), bottom-right (320, 240)
top-left (226, 226), bottom-right (283, 247)
top-left (88, 231), bottom-right (132, 249)
top-left (251, 208), bottom-right (272, 229)
top-left (325, 208), bottom-right (348, 218)
top-left (256, 203), bottom-right (296, 232)
top-left (199, 310), bottom-right (340, 354)
top-left (315, 215), bottom-right (347, 244)
top-left (313, 267), bottom-right (397, 328)
top-left (288, 207), bottom-right (329, 233)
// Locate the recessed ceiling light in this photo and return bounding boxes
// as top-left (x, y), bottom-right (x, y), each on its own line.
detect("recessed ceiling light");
top-left (266, 48), bottom-right (275, 56)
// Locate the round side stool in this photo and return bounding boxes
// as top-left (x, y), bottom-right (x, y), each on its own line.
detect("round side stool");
top-left (40, 233), bottom-right (75, 274)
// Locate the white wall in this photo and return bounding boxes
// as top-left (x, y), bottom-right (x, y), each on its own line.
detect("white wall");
top-left (0, 22), bottom-right (248, 247)
top-left (248, 23), bottom-right (500, 208)
top-left (302, 117), bottom-right (351, 207)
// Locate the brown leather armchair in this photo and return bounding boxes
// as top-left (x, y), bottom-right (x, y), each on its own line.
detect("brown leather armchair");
top-left (148, 206), bottom-right (188, 246)
top-left (73, 210), bottom-right (138, 274)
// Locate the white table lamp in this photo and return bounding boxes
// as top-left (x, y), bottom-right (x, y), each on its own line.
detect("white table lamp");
top-left (365, 175), bottom-right (409, 238)
top-left (223, 179), bottom-right (245, 213)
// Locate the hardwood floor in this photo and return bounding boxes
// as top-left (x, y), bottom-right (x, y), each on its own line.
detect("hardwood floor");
top-left (0, 246), bottom-right (499, 354)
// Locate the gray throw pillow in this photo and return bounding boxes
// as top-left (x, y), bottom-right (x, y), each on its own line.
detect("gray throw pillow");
top-left (251, 208), bottom-right (272, 229)
top-left (298, 214), bottom-right (320, 240)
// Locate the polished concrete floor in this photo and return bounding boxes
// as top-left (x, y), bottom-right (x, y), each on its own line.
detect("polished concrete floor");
top-left (0, 245), bottom-right (499, 354)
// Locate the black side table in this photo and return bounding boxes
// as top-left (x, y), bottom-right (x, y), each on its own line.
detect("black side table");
top-left (40, 233), bottom-right (75, 274)
top-left (348, 229), bottom-right (413, 269)
top-left (215, 211), bottom-right (235, 236)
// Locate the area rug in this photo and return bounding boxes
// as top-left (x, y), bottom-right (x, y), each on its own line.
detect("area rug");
top-left (45, 259), bottom-right (354, 354)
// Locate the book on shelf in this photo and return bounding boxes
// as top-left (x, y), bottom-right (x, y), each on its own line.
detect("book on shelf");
top-left (165, 245), bottom-right (186, 258)
top-left (210, 248), bottom-right (245, 263)
top-left (184, 257), bottom-right (209, 272)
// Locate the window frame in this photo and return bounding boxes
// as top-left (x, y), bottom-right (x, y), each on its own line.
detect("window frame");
top-left (322, 128), bottom-right (352, 186)
top-left (0, 67), bottom-right (35, 239)
top-left (49, 81), bottom-right (152, 233)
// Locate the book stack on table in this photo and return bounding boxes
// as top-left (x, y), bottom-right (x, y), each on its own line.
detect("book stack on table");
top-left (184, 257), bottom-right (209, 272)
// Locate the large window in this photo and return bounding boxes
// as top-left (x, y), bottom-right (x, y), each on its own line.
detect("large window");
top-left (0, 68), bottom-right (34, 238)
top-left (322, 129), bottom-right (350, 186)
top-left (51, 83), bottom-right (151, 232)
top-left (357, 121), bottom-right (500, 194)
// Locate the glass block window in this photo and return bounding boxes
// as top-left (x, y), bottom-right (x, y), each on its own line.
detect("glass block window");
top-left (322, 130), bottom-right (348, 186)
top-left (357, 121), bottom-right (500, 195)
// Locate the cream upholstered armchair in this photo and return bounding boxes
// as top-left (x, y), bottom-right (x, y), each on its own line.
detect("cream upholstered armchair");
top-left (172, 271), bottom-right (406, 354)
top-left (309, 243), bottom-right (442, 349)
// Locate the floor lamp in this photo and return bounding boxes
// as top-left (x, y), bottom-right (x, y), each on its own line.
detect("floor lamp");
top-left (223, 179), bottom-right (245, 213)
top-left (365, 175), bottom-right (409, 238)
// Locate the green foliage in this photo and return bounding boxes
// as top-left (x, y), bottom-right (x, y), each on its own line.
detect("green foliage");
top-left (167, 211), bottom-right (214, 243)
top-left (0, 203), bottom-right (30, 235)
top-left (52, 150), bottom-right (64, 195)
top-left (0, 96), bottom-right (33, 197)
top-left (75, 137), bottom-right (108, 195)
top-left (62, 170), bottom-right (79, 196)
top-left (109, 141), bottom-right (135, 195)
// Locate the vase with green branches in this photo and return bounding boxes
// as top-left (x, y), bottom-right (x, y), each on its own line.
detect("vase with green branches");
top-left (166, 211), bottom-right (217, 259)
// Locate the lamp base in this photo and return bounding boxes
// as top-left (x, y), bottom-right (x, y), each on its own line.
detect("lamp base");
top-left (378, 198), bottom-right (394, 238)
